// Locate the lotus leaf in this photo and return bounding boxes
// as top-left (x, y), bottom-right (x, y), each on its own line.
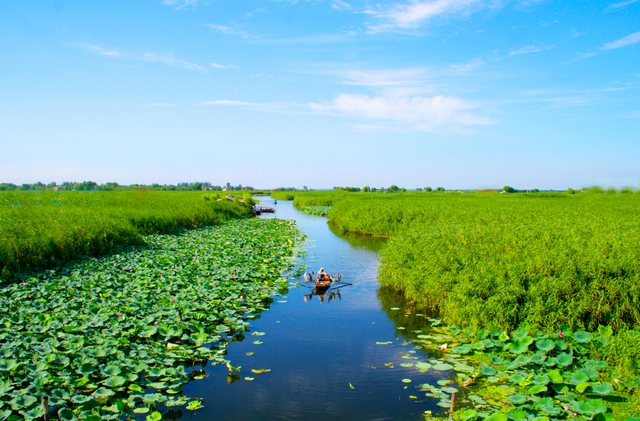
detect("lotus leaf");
top-left (507, 394), bottom-right (528, 404)
top-left (591, 383), bottom-right (614, 395)
top-left (567, 372), bottom-right (590, 385)
top-left (536, 339), bottom-right (555, 352)
top-left (459, 409), bottom-right (479, 420)
top-left (555, 353), bottom-right (573, 367)
top-left (401, 378), bottom-right (412, 383)
top-left (432, 363), bottom-right (454, 371)
top-left (506, 341), bottom-right (529, 355)
top-left (573, 331), bottom-right (592, 343)
top-left (146, 411), bottom-right (162, 421)
top-left (57, 408), bottom-right (78, 421)
top-left (10, 395), bottom-right (37, 410)
top-left (480, 366), bottom-right (497, 376)
top-left (506, 410), bottom-right (529, 421)
top-left (485, 412), bottom-right (508, 421)
top-left (528, 384), bottom-right (548, 394)
top-left (92, 387), bottom-right (115, 400)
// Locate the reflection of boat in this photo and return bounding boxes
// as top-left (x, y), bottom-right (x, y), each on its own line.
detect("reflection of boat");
top-left (301, 271), bottom-right (351, 303)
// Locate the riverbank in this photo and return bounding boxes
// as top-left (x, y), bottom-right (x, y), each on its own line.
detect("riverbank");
top-left (0, 191), bottom-right (254, 281)
top-left (0, 217), bottom-right (304, 420)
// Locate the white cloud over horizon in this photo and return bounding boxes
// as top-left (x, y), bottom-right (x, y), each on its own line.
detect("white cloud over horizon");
top-left (309, 93), bottom-right (493, 132)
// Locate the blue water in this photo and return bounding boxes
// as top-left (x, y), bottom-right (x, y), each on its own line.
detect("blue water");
top-left (179, 198), bottom-right (443, 421)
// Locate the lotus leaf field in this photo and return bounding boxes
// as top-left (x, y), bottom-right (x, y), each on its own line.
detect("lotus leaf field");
top-left (385, 321), bottom-right (621, 420)
top-left (0, 218), bottom-right (304, 420)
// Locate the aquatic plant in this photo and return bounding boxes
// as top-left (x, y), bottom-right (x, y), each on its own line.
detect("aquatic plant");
top-left (0, 218), bottom-right (303, 420)
top-left (405, 324), bottom-right (623, 420)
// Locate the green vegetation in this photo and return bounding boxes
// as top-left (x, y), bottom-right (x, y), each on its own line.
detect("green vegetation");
top-left (269, 191), bottom-right (296, 201)
top-left (0, 191), bottom-right (254, 279)
top-left (297, 206), bottom-right (332, 216)
top-left (0, 218), bottom-right (302, 420)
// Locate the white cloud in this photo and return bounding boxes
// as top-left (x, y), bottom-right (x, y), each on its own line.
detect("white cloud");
top-left (605, 0), bottom-right (640, 10)
top-left (367, 0), bottom-right (486, 32)
top-left (309, 93), bottom-right (493, 132)
top-left (206, 24), bottom-right (254, 39)
top-left (602, 31), bottom-right (640, 50)
top-left (198, 100), bottom-right (263, 106)
top-left (332, 0), bottom-right (353, 10)
top-left (449, 57), bottom-right (486, 72)
top-left (79, 43), bottom-right (125, 57)
top-left (210, 63), bottom-right (238, 69)
top-left (143, 53), bottom-right (207, 72)
top-left (336, 68), bottom-right (429, 86)
top-left (509, 45), bottom-right (545, 56)
top-left (162, 0), bottom-right (204, 10)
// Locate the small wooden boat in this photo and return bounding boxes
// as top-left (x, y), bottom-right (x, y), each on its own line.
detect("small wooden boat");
top-left (257, 206), bottom-right (275, 213)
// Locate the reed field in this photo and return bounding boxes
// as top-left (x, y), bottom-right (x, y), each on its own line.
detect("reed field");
top-left (0, 191), bottom-right (253, 280)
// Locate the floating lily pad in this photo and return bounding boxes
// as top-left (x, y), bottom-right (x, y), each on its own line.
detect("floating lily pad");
top-left (427, 363), bottom-right (451, 372)
top-left (402, 379), bottom-right (412, 383)
top-left (400, 363), bottom-right (414, 368)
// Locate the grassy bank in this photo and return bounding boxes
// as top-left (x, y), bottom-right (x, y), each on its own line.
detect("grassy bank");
top-left (0, 191), bottom-right (253, 280)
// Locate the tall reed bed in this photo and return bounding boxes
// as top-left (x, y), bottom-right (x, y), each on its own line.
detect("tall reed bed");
top-left (0, 191), bottom-right (251, 279)
top-left (327, 194), bottom-right (640, 331)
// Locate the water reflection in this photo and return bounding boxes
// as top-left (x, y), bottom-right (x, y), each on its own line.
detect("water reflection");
top-left (303, 287), bottom-right (341, 304)
top-left (328, 222), bottom-right (388, 252)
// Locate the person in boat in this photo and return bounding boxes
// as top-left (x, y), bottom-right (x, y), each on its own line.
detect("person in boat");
top-left (317, 267), bottom-right (327, 281)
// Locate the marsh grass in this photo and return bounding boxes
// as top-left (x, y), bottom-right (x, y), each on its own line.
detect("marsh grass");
top-left (0, 191), bottom-right (252, 279)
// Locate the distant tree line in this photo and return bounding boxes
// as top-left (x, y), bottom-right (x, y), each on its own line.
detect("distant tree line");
top-left (0, 181), bottom-right (256, 192)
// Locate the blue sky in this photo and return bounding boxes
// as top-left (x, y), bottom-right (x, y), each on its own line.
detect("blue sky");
top-left (1, 0), bottom-right (639, 190)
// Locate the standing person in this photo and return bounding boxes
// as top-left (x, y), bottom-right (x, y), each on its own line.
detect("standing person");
top-left (317, 267), bottom-right (326, 280)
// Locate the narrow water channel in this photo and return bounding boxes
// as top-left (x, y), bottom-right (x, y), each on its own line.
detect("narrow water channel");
top-left (179, 198), bottom-right (443, 421)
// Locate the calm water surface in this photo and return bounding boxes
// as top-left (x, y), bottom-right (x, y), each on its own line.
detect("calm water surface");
top-left (177, 199), bottom-right (446, 421)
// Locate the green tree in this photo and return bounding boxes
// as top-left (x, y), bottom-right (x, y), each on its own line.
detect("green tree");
top-left (503, 186), bottom-right (516, 193)
top-left (436, 187), bottom-right (445, 192)
top-left (363, 186), bottom-right (370, 192)
top-left (425, 187), bottom-right (432, 192)
top-left (387, 185), bottom-right (399, 193)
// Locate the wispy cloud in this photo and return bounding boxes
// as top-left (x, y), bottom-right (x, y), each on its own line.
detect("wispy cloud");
top-left (332, 0), bottom-right (353, 10)
top-left (602, 31), bottom-right (640, 49)
top-left (78, 43), bottom-right (207, 72)
top-left (79, 43), bottom-right (126, 57)
top-left (335, 68), bottom-right (429, 86)
top-left (366, 0), bottom-right (487, 32)
top-left (198, 100), bottom-right (263, 106)
top-left (206, 24), bottom-right (255, 39)
top-left (605, 0), bottom-right (640, 11)
top-left (162, 0), bottom-right (205, 10)
top-left (310, 93), bottom-right (493, 132)
top-left (509, 45), bottom-right (551, 56)
top-left (143, 53), bottom-right (208, 72)
top-left (449, 57), bottom-right (485, 72)
top-left (145, 103), bottom-right (177, 106)
top-left (210, 63), bottom-right (238, 69)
